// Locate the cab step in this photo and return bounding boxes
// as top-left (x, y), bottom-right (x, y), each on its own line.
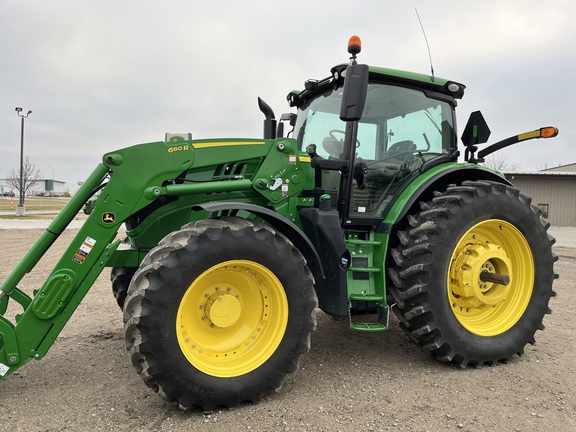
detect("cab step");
top-left (349, 303), bottom-right (389, 332)
top-left (350, 322), bottom-right (387, 332)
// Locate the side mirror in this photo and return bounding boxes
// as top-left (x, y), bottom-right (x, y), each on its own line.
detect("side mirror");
top-left (461, 111), bottom-right (491, 146)
top-left (339, 64), bottom-right (369, 121)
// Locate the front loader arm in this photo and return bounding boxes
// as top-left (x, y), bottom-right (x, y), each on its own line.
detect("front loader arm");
top-left (0, 139), bottom-right (236, 378)
top-left (0, 162), bottom-right (112, 375)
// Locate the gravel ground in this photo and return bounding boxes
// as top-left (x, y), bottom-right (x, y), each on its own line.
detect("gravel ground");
top-left (0, 226), bottom-right (574, 432)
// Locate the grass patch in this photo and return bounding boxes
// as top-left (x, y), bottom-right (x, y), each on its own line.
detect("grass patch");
top-left (0, 214), bottom-right (57, 220)
top-left (0, 197), bottom-right (71, 212)
top-left (0, 213), bottom-right (87, 220)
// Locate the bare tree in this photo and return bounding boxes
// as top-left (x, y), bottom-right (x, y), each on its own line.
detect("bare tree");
top-left (482, 153), bottom-right (519, 172)
top-left (5, 156), bottom-right (42, 205)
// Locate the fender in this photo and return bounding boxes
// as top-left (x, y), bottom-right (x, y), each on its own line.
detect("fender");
top-left (192, 202), bottom-right (325, 280)
top-left (379, 163), bottom-right (512, 232)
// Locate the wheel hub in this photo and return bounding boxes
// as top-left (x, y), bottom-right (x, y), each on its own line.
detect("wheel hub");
top-left (450, 241), bottom-right (513, 310)
top-left (447, 219), bottom-right (535, 337)
top-left (205, 292), bottom-right (242, 328)
top-left (176, 260), bottom-right (289, 377)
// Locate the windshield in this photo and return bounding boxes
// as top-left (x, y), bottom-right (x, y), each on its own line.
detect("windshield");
top-left (295, 83), bottom-right (455, 160)
top-left (294, 83), bottom-right (456, 220)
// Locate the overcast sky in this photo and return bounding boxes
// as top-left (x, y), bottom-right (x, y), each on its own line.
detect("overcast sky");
top-left (1, 0), bottom-right (574, 186)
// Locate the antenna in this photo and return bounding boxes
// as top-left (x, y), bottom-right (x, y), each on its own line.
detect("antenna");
top-left (415, 8), bottom-right (435, 81)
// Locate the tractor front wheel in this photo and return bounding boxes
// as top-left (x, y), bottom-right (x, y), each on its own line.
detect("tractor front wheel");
top-left (123, 217), bottom-right (317, 411)
top-left (388, 181), bottom-right (557, 367)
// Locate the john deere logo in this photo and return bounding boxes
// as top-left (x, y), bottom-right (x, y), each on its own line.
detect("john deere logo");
top-left (102, 212), bottom-right (116, 224)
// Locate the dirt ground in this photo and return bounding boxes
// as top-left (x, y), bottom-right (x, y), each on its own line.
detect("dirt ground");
top-left (0, 226), bottom-right (574, 432)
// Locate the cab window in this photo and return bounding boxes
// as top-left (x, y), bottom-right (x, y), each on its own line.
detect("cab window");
top-left (294, 83), bottom-right (455, 219)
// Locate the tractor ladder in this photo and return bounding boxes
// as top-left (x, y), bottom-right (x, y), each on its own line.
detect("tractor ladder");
top-left (345, 234), bottom-right (388, 332)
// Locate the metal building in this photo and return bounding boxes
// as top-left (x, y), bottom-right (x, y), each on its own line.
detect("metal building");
top-left (505, 163), bottom-right (576, 227)
top-left (0, 178), bottom-right (68, 197)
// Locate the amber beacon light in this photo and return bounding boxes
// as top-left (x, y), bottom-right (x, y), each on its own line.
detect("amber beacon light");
top-left (348, 35), bottom-right (362, 57)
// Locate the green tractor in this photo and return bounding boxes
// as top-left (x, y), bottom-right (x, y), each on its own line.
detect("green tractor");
top-left (82, 197), bottom-right (96, 214)
top-left (0, 37), bottom-right (558, 412)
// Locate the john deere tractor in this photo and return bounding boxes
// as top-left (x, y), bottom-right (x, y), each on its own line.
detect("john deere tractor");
top-left (0, 37), bottom-right (558, 411)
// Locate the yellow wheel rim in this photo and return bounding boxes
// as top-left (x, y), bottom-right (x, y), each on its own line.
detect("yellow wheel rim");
top-left (447, 219), bottom-right (534, 336)
top-left (176, 260), bottom-right (288, 377)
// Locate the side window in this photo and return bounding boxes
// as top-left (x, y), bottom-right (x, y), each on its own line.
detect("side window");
top-left (538, 204), bottom-right (549, 219)
top-left (386, 105), bottom-right (446, 154)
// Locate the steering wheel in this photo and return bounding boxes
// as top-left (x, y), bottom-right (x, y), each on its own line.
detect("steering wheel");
top-left (329, 129), bottom-right (361, 148)
top-left (365, 135), bottom-right (432, 167)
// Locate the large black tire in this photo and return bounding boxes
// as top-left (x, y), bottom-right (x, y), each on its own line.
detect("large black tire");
top-left (123, 217), bottom-right (317, 411)
top-left (111, 266), bottom-right (136, 309)
top-left (388, 180), bottom-right (557, 367)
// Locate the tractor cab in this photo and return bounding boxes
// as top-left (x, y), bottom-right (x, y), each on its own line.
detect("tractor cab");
top-left (289, 38), bottom-right (465, 226)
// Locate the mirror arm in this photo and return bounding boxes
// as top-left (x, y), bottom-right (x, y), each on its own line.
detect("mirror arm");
top-left (310, 158), bottom-right (350, 172)
top-left (476, 136), bottom-right (518, 161)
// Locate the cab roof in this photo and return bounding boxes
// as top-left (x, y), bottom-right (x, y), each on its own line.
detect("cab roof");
top-left (287, 63), bottom-right (465, 109)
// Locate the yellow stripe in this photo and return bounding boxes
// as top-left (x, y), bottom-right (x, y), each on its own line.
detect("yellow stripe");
top-left (518, 130), bottom-right (540, 141)
top-left (299, 156), bottom-right (311, 163)
top-left (192, 141), bottom-right (266, 149)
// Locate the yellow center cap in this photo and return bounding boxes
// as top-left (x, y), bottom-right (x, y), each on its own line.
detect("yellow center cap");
top-left (206, 293), bottom-right (242, 328)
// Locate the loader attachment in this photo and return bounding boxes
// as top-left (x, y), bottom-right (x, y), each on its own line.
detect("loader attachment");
top-left (0, 164), bottom-right (115, 376)
top-left (0, 136), bottom-right (272, 379)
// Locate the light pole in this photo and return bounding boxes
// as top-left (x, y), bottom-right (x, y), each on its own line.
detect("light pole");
top-left (15, 107), bottom-right (32, 216)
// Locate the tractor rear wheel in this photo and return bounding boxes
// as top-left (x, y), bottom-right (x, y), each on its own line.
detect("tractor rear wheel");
top-left (388, 181), bottom-right (557, 367)
top-left (123, 217), bottom-right (317, 411)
